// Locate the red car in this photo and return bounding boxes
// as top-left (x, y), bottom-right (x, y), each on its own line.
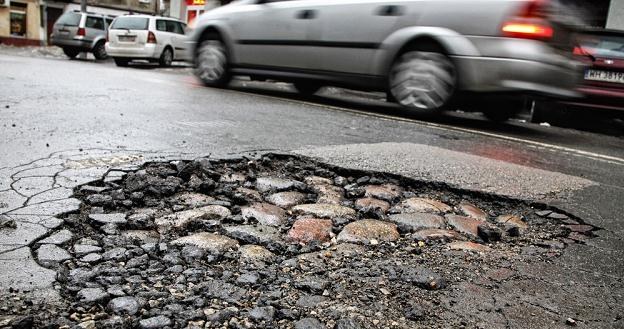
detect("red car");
top-left (532, 29), bottom-right (624, 123)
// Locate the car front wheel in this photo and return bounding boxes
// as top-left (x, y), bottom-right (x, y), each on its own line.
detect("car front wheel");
top-left (92, 41), bottom-right (107, 60)
top-left (194, 36), bottom-right (231, 88)
top-left (389, 51), bottom-right (456, 116)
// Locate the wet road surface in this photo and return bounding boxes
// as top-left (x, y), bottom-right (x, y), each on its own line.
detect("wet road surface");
top-left (1, 53), bottom-right (624, 328)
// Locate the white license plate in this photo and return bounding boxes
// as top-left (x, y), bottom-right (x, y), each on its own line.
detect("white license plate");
top-left (59, 30), bottom-right (69, 35)
top-left (118, 35), bottom-right (136, 42)
top-left (585, 69), bottom-right (624, 84)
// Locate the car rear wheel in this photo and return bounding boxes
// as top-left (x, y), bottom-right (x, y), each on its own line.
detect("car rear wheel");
top-left (293, 82), bottom-right (322, 95)
top-left (481, 97), bottom-right (528, 122)
top-left (389, 51), bottom-right (456, 116)
top-left (114, 58), bottom-right (129, 67)
top-left (92, 41), bottom-right (107, 60)
top-left (530, 100), bottom-right (561, 124)
top-left (63, 47), bottom-right (80, 59)
top-left (194, 36), bottom-right (230, 87)
top-left (159, 48), bottom-right (173, 67)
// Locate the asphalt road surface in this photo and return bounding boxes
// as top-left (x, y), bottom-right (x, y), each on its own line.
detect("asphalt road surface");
top-left (1, 53), bottom-right (624, 328)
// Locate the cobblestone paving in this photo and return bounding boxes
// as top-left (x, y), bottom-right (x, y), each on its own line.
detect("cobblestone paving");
top-left (0, 154), bottom-right (597, 328)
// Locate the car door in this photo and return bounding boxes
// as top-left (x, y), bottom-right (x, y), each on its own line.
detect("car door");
top-left (310, 0), bottom-right (411, 75)
top-left (168, 21), bottom-right (188, 60)
top-left (85, 15), bottom-right (106, 45)
top-left (228, 0), bottom-right (317, 70)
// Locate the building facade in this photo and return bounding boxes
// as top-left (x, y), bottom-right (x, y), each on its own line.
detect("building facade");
top-left (0, 0), bottom-right (43, 45)
top-left (1, 0), bottom-right (622, 47)
top-left (0, 0), bottom-right (158, 46)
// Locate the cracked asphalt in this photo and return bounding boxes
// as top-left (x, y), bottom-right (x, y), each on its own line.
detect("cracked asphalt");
top-left (1, 50), bottom-right (624, 328)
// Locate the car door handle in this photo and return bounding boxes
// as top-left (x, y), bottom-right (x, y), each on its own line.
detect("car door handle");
top-left (376, 5), bottom-right (405, 16)
top-left (296, 9), bottom-right (317, 20)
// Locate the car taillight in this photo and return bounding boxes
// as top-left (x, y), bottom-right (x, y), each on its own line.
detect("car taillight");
top-left (77, 27), bottom-right (86, 37)
top-left (502, 22), bottom-right (553, 39)
top-left (147, 31), bottom-right (156, 44)
top-left (501, 0), bottom-right (553, 40)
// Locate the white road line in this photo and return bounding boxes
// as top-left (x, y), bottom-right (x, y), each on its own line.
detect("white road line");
top-left (225, 88), bottom-right (624, 167)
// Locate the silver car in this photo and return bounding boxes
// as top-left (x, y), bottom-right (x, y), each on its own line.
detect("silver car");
top-left (189, 0), bottom-right (582, 120)
top-left (50, 10), bottom-right (114, 60)
top-left (106, 15), bottom-right (189, 67)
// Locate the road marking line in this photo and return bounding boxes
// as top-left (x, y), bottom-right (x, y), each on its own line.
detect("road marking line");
top-left (248, 93), bottom-right (624, 166)
top-left (180, 76), bottom-right (624, 166)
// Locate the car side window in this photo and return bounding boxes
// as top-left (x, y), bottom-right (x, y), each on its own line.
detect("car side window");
top-left (165, 20), bottom-right (184, 35)
top-left (156, 20), bottom-right (167, 32)
top-left (86, 16), bottom-right (105, 30)
top-left (175, 22), bottom-right (186, 35)
top-left (105, 18), bottom-right (113, 28)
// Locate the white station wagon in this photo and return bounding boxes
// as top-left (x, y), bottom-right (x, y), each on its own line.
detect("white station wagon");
top-left (106, 15), bottom-right (189, 67)
top-left (189, 0), bottom-right (583, 121)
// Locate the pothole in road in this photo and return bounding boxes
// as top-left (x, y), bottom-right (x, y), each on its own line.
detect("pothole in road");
top-left (7, 154), bottom-right (597, 328)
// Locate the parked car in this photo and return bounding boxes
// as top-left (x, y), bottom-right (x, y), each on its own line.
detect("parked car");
top-left (50, 10), bottom-right (114, 60)
top-left (106, 15), bottom-right (189, 67)
top-left (188, 0), bottom-right (582, 121)
top-left (531, 28), bottom-right (624, 123)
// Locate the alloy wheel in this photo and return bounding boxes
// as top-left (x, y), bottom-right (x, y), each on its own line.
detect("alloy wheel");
top-left (195, 39), bottom-right (228, 85)
top-left (389, 51), bottom-right (456, 113)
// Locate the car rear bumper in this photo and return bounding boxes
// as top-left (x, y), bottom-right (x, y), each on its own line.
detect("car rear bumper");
top-left (105, 43), bottom-right (160, 58)
top-left (452, 55), bottom-right (583, 99)
top-left (50, 37), bottom-right (92, 50)
top-left (561, 86), bottom-right (624, 111)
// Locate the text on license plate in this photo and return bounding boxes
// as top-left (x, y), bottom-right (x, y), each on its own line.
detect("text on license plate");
top-left (118, 35), bottom-right (136, 42)
top-left (585, 69), bottom-right (624, 84)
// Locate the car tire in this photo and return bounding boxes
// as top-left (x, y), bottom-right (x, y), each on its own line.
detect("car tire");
top-left (63, 47), bottom-right (80, 59)
top-left (92, 41), bottom-right (107, 60)
top-left (194, 35), bottom-right (231, 88)
top-left (389, 50), bottom-right (456, 116)
top-left (293, 82), bottom-right (322, 95)
top-left (159, 48), bottom-right (173, 67)
top-left (114, 58), bottom-right (129, 67)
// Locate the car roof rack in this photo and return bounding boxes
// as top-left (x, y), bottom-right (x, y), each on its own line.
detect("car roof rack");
top-left (71, 9), bottom-right (115, 17)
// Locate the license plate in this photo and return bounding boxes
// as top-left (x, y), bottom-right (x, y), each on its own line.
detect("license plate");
top-left (118, 35), bottom-right (136, 42)
top-left (59, 30), bottom-right (69, 35)
top-left (585, 69), bottom-right (624, 84)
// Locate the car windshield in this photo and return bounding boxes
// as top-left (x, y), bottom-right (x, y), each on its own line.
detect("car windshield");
top-left (111, 17), bottom-right (149, 30)
top-left (578, 33), bottom-right (624, 59)
top-left (56, 12), bottom-right (81, 27)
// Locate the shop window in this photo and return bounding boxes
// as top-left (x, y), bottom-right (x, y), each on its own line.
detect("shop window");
top-left (10, 3), bottom-right (27, 37)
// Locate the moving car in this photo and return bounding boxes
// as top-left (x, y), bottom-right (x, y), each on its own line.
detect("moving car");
top-left (532, 28), bottom-right (624, 123)
top-left (188, 0), bottom-right (582, 121)
top-left (50, 10), bottom-right (114, 60)
top-left (106, 15), bottom-right (189, 67)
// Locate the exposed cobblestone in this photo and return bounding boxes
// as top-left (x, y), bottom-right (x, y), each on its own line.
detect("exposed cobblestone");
top-left (2, 154), bottom-right (593, 328)
top-left (287, 218), bottom-right (333, 244)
